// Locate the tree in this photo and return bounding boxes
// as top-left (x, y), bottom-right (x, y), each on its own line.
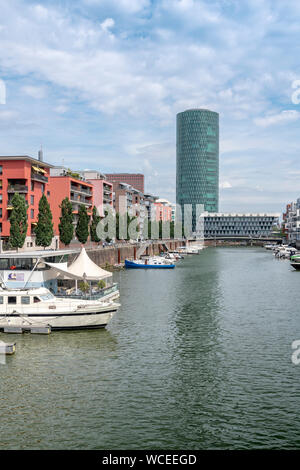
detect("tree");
top-left (35, 194), bottom-right (54, 248)
top-left (9, 192), bottom-right (28, 250)
top-left (59, 197), bottom-right (74, 246)
top-left (90, 206), bottom-right (101, 242)
top-left (76, 204), bottom-right (90, 244)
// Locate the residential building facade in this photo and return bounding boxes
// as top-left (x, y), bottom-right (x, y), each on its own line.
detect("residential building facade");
top-left (106, 173), bottom-right (144, 193)
top-left (154, 198), bottom-right (173, 222)
top-left (81, 170), bottom-right (113, 217)
top-left (144, 193), bottom-right (158, 222)
top-left (0, 155), bottom-right (55, 248)
top-left (283, 200), bottom-right (300, 244)
top-left (49, 167), bottom-right (93, 237)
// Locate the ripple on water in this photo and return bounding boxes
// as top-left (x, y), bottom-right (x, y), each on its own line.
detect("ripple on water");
top-left (1, 247), bottom-right (300, 449)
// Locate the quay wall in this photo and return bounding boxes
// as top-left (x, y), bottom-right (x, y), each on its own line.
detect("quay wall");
top-left (64, 238), bottom-right (282, 267)
top-left (67, 240), bottom-right (184, 267)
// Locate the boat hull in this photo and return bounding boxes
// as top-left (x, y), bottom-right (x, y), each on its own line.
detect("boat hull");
top-left (291, 263), bottom-right (300, 271)
top-left (0, 307), bottom-right (118, 330)
top-left (125, 260), bottom-right (175, 269)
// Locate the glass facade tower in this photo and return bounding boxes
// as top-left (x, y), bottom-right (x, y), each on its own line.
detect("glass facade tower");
top-left (176, 109), bottom-right (219, 229)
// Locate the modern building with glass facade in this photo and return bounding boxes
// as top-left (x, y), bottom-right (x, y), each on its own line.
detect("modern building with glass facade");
top-left (176, 108), bottom-right (219, 230)
top-left (203, 213), bottom-right (280, 238)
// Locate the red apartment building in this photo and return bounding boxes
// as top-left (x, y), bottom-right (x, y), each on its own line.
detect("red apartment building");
top-left (0, 156), bottom-right (52, 244)
top-left (49, 167), bottom-right (93, 236)
top-left (106, 173), bottom-right (144, 193)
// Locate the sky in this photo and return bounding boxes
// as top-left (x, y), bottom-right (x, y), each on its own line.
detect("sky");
top-left (1, 0), bottom-right (300, 213)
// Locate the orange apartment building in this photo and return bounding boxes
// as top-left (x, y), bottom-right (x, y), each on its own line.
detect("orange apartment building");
top-left (0, 155), bottom-right (53, 247)
top-left (49, 167), bottom-right (94, 237)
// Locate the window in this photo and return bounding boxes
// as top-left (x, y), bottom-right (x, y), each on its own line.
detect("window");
top-left (31, 195), bottom-right (34, 205)
top-left (33, 297), bottom-right (41, 303)
top-left (31, 209), bottom-right (34, 219)
top-left (21, 296), bottom-right (30, 304)
top-left (31, 181), bottom-right (34, 191)
top-left (0, 166), bottom-right (2, 175)
top-left (8, 297), bottom-right (17, 304)
top-left (0, 297), bottom-right (3, 304)
top-left (0, 208), bottom-right (2, 218)
top-left (47, 191), bottom-right (50, 196)
top-left (0, 194), bottom-right (2, 203)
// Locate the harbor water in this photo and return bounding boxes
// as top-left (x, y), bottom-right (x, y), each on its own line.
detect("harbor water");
top-left (1, 247), bottom-right (300, 449)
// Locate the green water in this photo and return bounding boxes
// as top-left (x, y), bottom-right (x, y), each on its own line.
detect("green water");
top-left (1, 247), bottom-right (300, 449)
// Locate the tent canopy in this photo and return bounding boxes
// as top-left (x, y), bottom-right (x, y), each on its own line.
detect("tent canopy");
top-left (46, 248), bottom-right (112, 280)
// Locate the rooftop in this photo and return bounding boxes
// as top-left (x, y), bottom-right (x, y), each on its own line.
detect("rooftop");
top-left (0, 155), bottom-right (53, 168)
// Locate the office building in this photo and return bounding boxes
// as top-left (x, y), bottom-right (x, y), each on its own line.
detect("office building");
top-left (176, 108), bottom-right (219, 229)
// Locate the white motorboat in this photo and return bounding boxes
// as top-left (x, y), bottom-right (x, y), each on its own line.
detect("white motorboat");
top-left (264, 243), bottom-right (278, 250)
top-left (273, 246), bottom-right (297, 259)
top-left (0, 287), bottom-right (120, 330)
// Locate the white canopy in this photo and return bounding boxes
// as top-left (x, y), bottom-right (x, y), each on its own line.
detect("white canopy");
top-left (46, 248), bottom-right (112, 280)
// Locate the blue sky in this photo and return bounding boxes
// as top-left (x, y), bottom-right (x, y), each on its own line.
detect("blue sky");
top-left (1, 0), bottom-right (300, 212)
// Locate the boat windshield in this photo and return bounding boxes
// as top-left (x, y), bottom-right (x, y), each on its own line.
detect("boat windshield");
top-left (39, 293), bottom-right (55, 301)
top-left (0, 255), bottom-right (68, 271)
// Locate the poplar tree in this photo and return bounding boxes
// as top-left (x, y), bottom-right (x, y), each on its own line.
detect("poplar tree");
top-left (90, 206), bottom-right (101, 242)
top-left (9, 192), bottom-right (28, 250)
top-left (59, 197), bottom-right (74, 246)
top-left (35, 194), bottom-right (54, 248)
top-left (76, 204), bottom-right (90, 244)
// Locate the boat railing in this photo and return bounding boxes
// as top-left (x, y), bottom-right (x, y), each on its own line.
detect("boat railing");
top-left (56, 283), bottom-right (119, 300)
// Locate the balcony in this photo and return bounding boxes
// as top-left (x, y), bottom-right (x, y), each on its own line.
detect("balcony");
top-left (70, 184), bottom-right (92, 196)
top-left (31, 172), bottom-right (48, 183)
top-left (7, 184), bottom-right (28, 193)
top-left (70, 194), bottom-right (92, 205)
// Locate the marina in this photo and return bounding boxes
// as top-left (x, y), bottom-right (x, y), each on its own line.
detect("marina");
top-left (1, 246), bottom-right (300, 449)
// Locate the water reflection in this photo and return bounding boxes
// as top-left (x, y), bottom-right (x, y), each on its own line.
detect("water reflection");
top-left (2, 248), bottom-right (300, 449)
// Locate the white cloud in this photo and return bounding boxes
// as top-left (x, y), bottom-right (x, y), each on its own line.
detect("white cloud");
top-left (0, 110), bottom-right (18, 120)
top-left (83, 0), bottom-right (150, 14)
top-left (254, 110), bottom-right (300, 127)
top-left (22, 85), bottom-right (46, 99)
top-left (220, 181), bottom-right (232, 189)
top-left (100, 18), bottom-right (115, 33)
top-left (54, 104), bottom-right (68, 114)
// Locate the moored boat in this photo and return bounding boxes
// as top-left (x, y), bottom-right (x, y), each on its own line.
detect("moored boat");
top-left (0, 287), bottom-right (120, 330)
top-left (291, 263), bottom-right (300, 271)
top-left (125, 259), bottom-right (175, 269)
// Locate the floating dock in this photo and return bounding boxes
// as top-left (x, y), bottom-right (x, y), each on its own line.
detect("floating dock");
top-left (3, 325), bottom-right (51, 335)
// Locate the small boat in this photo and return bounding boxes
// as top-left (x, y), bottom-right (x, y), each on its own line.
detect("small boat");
top-left (264, 243), bottom-right (278, 250)
top-left (125, 259), bottom-right (175, 269)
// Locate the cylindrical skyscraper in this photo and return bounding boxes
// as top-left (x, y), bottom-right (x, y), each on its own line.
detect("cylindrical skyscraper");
top-left (176, 108), bottom-right (219, 229)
